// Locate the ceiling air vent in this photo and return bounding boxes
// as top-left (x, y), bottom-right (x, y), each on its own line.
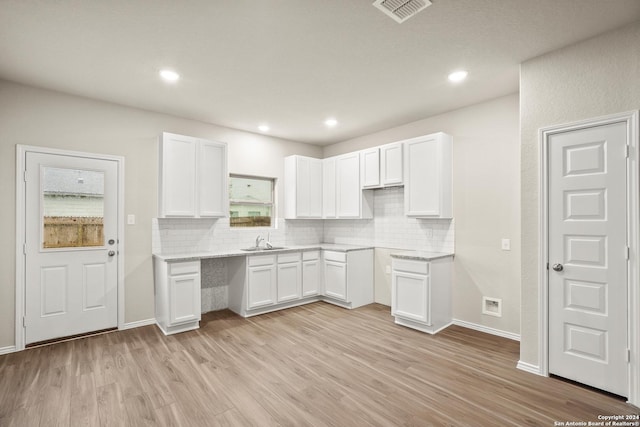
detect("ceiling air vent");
top-left (373, 0), bottom-right (432, 23)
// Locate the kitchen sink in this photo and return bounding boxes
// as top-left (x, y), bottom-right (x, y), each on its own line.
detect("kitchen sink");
top-left (241, 246), bottom-right (286, 252)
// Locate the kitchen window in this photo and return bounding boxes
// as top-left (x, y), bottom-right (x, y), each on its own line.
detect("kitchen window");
top-left (229, 174), bottom-right (274, 227)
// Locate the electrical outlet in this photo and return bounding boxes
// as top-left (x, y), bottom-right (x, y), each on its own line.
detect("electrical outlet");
top-left (127, 214), bottom-right (136, 225)
top-left (501, 238), bottom-right (511, 251)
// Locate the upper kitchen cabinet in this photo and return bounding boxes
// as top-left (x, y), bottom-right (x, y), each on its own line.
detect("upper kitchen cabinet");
top-left (158, 132), bottom-right (228, 218)
top-left (404, 133), bottom-right (452, 218)
top-left (284, 155), bottom-right (323, 219)
top-left (360, 142), bottom-right (403, 189)
top-left (324, 153), bottom-right (373, 219)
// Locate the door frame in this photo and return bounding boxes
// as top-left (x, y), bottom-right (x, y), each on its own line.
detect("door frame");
top-left (15, 145), bottom-right (125, 352)
top-left (538, 111), bottom-right (639, 406)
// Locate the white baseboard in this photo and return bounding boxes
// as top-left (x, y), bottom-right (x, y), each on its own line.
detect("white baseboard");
top-left (119, 318), bottom-right (156, 331)
top-left (0, 345), bottom-right (16, 355)
top-left (517, 360), bottom-right (544, 376)
top-left (452, 319), bottom-right (521, 341)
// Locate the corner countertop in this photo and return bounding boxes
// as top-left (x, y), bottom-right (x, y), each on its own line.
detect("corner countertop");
top-left (153, 243), bottom-right (375, 262)
top-left (390, 251), bottom-right (454, 261)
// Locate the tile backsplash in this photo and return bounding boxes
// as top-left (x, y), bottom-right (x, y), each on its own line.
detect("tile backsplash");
top-left (324, 187), bottom-right (454, 252)
top-left (153, 186), bottom-right (454, 255)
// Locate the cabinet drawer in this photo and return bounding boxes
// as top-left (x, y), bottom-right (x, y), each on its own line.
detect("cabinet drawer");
top-left (169, 261), bottom-right (200, 276)
top-left (324, 251), bottom-right (346, 263)
top-left (278, 252), bottom-right (301, 264)
top-left (302, 250), bottom-right (320, 261)
top-left (248, 254), bottom-right (276, 267)
top-left (392, 259), bottom-right (429, 275)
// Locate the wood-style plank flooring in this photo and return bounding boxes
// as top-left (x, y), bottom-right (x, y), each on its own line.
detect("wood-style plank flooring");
top-left (0, 302), bottom-right (637, 426)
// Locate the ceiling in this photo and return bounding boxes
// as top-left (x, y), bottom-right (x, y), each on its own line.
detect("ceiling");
top-left (1, 1), bottom-right (640, 146)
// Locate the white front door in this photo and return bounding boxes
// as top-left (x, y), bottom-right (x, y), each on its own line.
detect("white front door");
top-left (24, 151), bottom-right (119, 344)
top-left (548, 121), bottom-right (628, 396)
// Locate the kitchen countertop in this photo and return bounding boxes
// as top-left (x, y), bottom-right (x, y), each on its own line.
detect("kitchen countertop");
top-left (154, 243), bottom-right (375, 262)
top-left (390, 250), bottom-right (454, 261)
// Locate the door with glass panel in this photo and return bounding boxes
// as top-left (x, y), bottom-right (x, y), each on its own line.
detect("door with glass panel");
top-left (24, 152), bottom-right (118, 344)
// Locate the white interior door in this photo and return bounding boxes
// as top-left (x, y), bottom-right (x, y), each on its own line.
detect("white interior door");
top-left (548, 121), bottom-right (628, 396)
top-left (25, 152), bottom-right (119, 344)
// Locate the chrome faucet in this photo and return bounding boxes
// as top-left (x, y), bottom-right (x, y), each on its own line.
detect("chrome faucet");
top-left (255, 235), bottom-right (264, 248)
top-left (265, 232), bottom-right (273, 249)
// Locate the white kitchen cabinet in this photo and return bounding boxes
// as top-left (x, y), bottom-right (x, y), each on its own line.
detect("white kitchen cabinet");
top-left (322, 158), bottom-right (337, 218)
top-left (284, 155), bottom-right (323, 219)
top-left (154, 259), bottom-right (201, 335)
top-left (360, 142), bottom-right (403, 189)
top-left (302, 251), bottom-right (321, 297)
top-left (360, 148), bottom-right (380, 188)
top-left (403, 132), bottom-right (452, 218)
top-left (323, 154), bottom-right (373, 219)
top-left (159, 132), bottom-right (228, 218)
top-left (391, 255), bottom-right (452, 334)
top-left (247, 255), bottom-right (277, 309)
top-left (277, 252), bottom-right (302, 303)
top-left (322, 249), bottom-right (374, 309)
top-left (380, 142), bottom-right (403, 186)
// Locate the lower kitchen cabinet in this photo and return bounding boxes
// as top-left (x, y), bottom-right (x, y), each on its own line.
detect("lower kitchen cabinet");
top-left (229, 248), bottom-right (374, 317)
top-left (322, 249), bottom-right (374, 309)
top-left (154, 259), bottom-right (201, 335)
top-left (391, 255), bottom-right (452, 334)
top-left (277, 252), bottom-right (302, 302)
top-left (247, 255), bottom-right (277, 309)
top-left (302, 251), bottom-right (321, 297)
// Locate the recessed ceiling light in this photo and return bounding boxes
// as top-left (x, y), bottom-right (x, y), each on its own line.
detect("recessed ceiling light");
top-left (324, 118), bottom-right (338, 127)
top-left (159, 69), bottom-right (180, 82)
top-left (258, 124), bottom-right (270, 132)
top-left (448, 70), bottom-right (468, 83)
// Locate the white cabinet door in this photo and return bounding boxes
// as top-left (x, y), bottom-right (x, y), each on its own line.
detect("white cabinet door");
top-left (381, 142), bottom-right (403, 186)
top-left (159, 132), bottom-right (228, 218)
top-left (323, 157), bottom-right (337, 218)
top-left (296, 157), bottom-right (323, 218)
top-left (323, 260), bottom-right (347, 301)
top-left (160, 134), bottom-right (197, 217)
top-left (277, 262), bottom-right (302, 303)
top-left (169, 273), bottom-right (201, 325)
top-left (360, 148), bottom-right (380, 188)
top-left (302, 259), bottom-right (320, 297)
top-left (198, 140), bottom-right (227, 217)
top-left (336, 153), bottom-right (361, 218)
top-left (308, 159), bottom-right (323, 217)
top-left (247, 265), bottom-right (277, 309)
top-left (392, 270), bottom-right (430, 324)
top-left (404, 133), bottom-right (452, 218)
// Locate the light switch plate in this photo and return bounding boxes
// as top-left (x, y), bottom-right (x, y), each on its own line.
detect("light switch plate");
top-left (501, 238), bottom-right (511, 251)
top-left (127, 214), bottom-right (136, 225)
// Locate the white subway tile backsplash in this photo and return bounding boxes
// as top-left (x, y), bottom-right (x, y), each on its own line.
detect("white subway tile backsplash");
top-left (153, 187), bottom-right (454, 255)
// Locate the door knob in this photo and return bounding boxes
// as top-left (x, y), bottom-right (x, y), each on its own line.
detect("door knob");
top-left (552, 263), bottom-right (563, 272)
top-left (108, 250), bottom-right (116, 257)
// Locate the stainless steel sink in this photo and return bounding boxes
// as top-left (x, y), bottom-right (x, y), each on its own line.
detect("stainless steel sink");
top-left (241, 246), bottom-right (286, 252)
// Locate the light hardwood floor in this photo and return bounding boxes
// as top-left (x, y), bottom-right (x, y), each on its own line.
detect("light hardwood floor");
top-left (0, 302), bottom-right (637, 426)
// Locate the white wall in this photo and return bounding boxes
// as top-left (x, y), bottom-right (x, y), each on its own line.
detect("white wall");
top-left (520, 21), bottom-right (640, 367)
top-left (324, 94), bottom-right (521, 335)
top-left (0, 80), bottom-right (321, 349)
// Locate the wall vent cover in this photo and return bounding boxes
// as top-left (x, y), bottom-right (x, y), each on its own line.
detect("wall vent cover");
top-left (373, 0), bottom-right (432, 23)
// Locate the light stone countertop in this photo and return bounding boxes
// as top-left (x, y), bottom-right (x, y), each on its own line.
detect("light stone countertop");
top-left (390, 251), bottom-right (454, 261)
top-left (153, 243), bottom-right (375, 263)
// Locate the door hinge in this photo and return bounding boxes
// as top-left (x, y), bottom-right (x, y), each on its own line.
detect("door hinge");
top-left (626, 246), bottom-right (630, 260)
top-left (546, 262), bottom-right (549, 270)
top-left (625, 145), bottom-right (630, 158)
top-left (23, 243), bottom-right (26, 255)
top-left (23, 170), bottom-right (27, 182)
top-left (627, 349), bottom-right (631, 363)
top-left (22, 317), bottom-right (26, 328)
